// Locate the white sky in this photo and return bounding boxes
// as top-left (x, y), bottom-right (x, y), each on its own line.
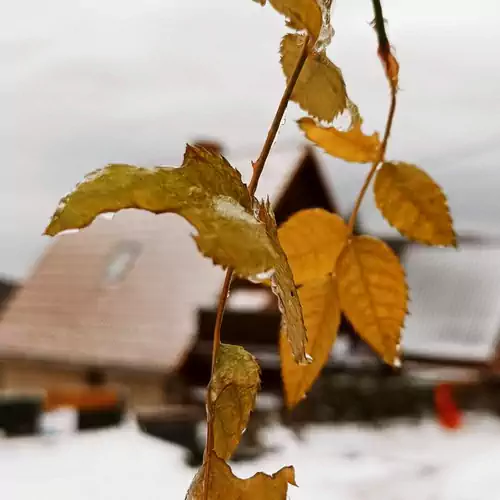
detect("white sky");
top-left (1, 0), bottom-right (499, 279)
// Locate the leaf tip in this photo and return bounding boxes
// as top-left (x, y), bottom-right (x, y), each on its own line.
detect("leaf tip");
top-left (284, 466), bottom-right (298, 487)
top-left (43, 225), bottom-right (55, 237)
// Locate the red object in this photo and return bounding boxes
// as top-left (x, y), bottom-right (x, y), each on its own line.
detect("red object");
top-left (434, 383), bottom-right (463, 430)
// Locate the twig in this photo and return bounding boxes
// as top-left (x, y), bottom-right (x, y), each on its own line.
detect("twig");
top-left (347, 92), bottom-right (396, 235)
top-left (202, 35), bottom-right (311, 498)
top-left (248, 35), bottom-right (311, 196)
top-left (347, 0), bottom-right (397, 235)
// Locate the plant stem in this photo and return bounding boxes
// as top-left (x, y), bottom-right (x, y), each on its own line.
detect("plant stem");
top-left (248, 35), bottom-right (311, 197)
top-left (371, 0), bottom-right (389, 57)
top-left (202, 35), bottom-right (311, 498)
top-left (347, 91), bottom-right (396, 235)
top-left (347, 0), bottom-right (397, 236)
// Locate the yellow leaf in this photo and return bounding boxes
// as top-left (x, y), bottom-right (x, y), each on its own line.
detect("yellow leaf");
top-left (280, 33), bottom-right (347, 122)
top-left (280, 276), bottom-right (340, 408)
top-left (269, 0), bottom-right (322, 39)
top-left (186, 452), bottom-right (296, 500)
top-left (336, 235), bottom-right (407, 366)
top-left (258, 200), bottom-right (308, 364)
top-left (44, 145), bottom-right (279, 278)
top-left (374, 162), bottom-right (456, 246)
top-left (298, 117), bottom-right (381, 163)
top-left (278, 208), bottom-right (347, 285)
top-left (209, 344), bottom-right (260, 461)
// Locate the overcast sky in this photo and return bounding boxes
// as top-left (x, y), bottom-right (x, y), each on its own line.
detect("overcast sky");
top-left (1, 0), bottom-right (499, 280)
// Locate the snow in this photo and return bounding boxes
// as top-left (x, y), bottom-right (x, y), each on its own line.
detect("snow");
top-left (212, 196), bottom-right (258, 225)
top-left (3, 414), bottom-right (500, 499)
top-left (0, 418), bottom-right (193, 499)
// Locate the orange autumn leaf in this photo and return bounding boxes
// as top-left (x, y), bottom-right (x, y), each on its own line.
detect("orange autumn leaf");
top-left (280, 276), bottom-right (340, 408)
top-left (186, 452), bottom-right (296, 500)
top-left (336, 235), bottom-right (407, 366)
top-left (278, 209), bottom-right (346, 406)
top-left (298, 117), bottom-right (381, 164)
top-left (278, 208), bottom-right (348, 285)
top-left (374, 162), bottom-right (456, 246)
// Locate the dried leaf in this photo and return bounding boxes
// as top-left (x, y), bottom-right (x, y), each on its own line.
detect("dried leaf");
top-left (374, 162), bottom-right (456, 246)
top-left (209, 344), bottom-right (260, 461)
top-left (346, 98), bottom-right (362, 128)
top-left (44, 145), bottom-right (279, 278)
top-left (258, 200), bottom-right (308, 364)
top-left (298, 117), bottom-right (381, 163)
top-left (269, 0), bottom-right (322, 39)
top-left (336, 235), bottom-right (407, 366)
top-left (280, 276), bottom-right (340, 408)
top-left (185, 452), bottom-right (296, 500)
top-left (278, 208), bottom-right (347, 285)
top-left (281, 33), bottom-right (347, 122)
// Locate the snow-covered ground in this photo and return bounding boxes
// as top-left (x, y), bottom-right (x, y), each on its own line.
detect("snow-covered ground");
top-left (2, 414), bottom-right (500, 499)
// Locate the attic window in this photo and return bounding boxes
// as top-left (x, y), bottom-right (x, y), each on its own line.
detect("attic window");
top-left (102, 241), bottom-right (142, 285)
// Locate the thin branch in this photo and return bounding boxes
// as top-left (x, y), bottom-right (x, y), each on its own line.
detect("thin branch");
top-left (202, 35), bottom-right (311, 499)
top-left (371, 0), bottom-right (389, 56)
top-left (248, 35), bottom-right (311, 196)
top-left (347, 92), bottom-right (396, 234)
top-left (347, 0), bottom-right (397, 235)
top-left (202, 269), bottom-right (233, 470)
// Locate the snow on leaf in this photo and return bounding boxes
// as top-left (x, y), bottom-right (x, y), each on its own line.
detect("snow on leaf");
top-left (280, 33), bottom-right (347, 123)
top-left (374, 162), bottom-right (456, 247)
top-left (298, 117), bottom-right (381, 164)
top-left (314, 0), bottom-right (334, 50)
top-left (185, 452), bottom-right (296, 500)
top-left (336, 235), bottom-right (408, 366)
top-left (209, 344), bottom-right (260, 461)
top-left (280, 275), bottom-right (340, 408)
top-left (258, 200), bottom-right (308, 364)
top-left (44, 144), bottom-right (278, 278)
top-left (278, 208), bottom-right (347, 285)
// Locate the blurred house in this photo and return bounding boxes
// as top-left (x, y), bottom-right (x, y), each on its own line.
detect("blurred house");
top-left (1, 142), bottom-right (499, 419)
top-left (0, 144), bottom-right (357, 409)
top-left (0, 278), bottom-right (18, 313)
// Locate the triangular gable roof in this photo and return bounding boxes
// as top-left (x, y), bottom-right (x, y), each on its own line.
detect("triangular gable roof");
top-left (272, 146), bottom-right (339, 225)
